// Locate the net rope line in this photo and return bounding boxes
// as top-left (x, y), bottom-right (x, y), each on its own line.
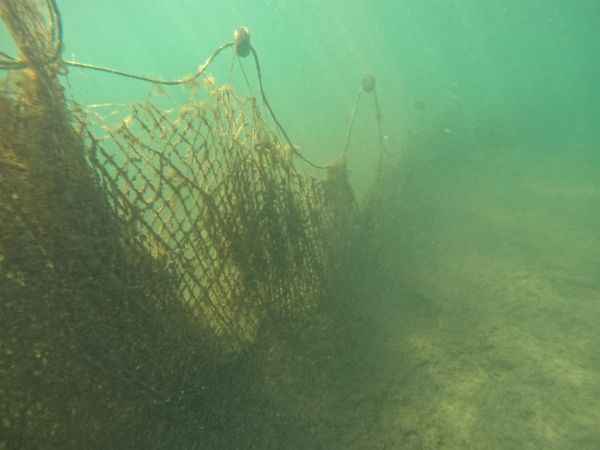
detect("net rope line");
top-left (342, 74), bottom-right (389, 180)
top-left (0, 1), bottom-right (327, 169)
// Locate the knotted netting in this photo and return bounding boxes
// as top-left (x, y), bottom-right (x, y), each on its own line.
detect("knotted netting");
top-left (1, 1), bottom-right (357, 448)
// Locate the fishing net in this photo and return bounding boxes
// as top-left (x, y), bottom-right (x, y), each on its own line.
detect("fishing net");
top-left (0, 1), bottom-right (359, 448)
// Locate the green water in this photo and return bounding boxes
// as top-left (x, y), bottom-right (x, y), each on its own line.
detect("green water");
top-left (56, 1), bottom-right (600, 191)
top-left (7, 1), bottom-right (600, 448)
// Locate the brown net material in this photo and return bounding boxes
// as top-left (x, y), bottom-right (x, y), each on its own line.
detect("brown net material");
top-left (81, 88), bottom-right (336, 348)
top-left (0, 1), bottom-right (356, 448)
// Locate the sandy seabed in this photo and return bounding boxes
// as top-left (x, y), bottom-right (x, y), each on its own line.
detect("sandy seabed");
top-left (314, 146), bottom-right (600, 450)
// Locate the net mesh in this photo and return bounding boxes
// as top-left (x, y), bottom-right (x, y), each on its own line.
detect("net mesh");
top-left (0, 1), bottom-right (357, 448)
top-left (80, 87), bottom-right (343, 347)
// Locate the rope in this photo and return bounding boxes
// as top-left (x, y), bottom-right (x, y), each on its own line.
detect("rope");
top-left (343, 90), bottom-right (362, 156)
top-left (62, 42), bottom-right (233, 86)
top-left (343, 74), bottom-right (389, 178)
top-left (248, 45), bottom-right (327, 170)
top-left (0, 7), bottom-right (327, 170)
